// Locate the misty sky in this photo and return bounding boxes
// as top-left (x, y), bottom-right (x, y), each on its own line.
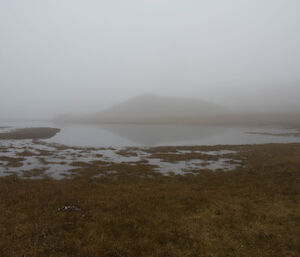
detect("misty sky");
top-left (1, 0), bottom-right (300, 120)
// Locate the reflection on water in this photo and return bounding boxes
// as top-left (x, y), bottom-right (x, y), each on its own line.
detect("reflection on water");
top-left (1, 121), bottom-right (300, 179)
top-left (48, 123), bottom-right (300, 147)
top-left (0, 121), bottom-right (300, 147)
top-left (100, 124), bottom-right (228, 146)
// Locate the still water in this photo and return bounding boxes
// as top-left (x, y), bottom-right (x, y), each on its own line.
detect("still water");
top-left (1, 121), bottom-right (300, 147)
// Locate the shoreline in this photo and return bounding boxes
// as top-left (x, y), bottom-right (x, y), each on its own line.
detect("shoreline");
top-left (0, 127), bottom-right (60, 140)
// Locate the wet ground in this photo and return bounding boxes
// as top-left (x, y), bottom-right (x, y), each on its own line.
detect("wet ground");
top-left (0, 139), bottom-right (242, 179)
top-left (2, 125), bottom-right (299, 180)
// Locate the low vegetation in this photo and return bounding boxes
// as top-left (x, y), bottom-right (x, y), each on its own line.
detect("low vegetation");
top-left (0, 127), bottom-right (60, 140)
top-left (0, 143), bottom-right (300, 256)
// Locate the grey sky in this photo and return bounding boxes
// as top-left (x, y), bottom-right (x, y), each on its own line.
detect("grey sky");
top-left (0, 0), bottom-right (300, 120)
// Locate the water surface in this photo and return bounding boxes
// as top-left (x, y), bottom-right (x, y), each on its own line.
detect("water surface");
top-left (0, 121), bottom-right (300, 147)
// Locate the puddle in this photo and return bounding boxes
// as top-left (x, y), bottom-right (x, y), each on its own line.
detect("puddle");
top-left (147, 158), bottom-right (240, 175)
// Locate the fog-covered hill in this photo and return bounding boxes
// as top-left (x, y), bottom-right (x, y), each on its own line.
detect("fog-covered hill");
top-left (54, 94), bottom-right (300, 126)
top-left (91, 94), bottom-right (226, 123)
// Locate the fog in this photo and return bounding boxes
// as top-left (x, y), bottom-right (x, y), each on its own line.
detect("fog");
top-left (0, 0), bottom-right (300, 120)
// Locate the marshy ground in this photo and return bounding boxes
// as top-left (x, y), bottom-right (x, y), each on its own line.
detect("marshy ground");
top-left (0, 127), bottom-right (60, 140)
top-left (0, 140), bottom-right (300, 256)
top-left (0, 140), bottom-right (243, 179)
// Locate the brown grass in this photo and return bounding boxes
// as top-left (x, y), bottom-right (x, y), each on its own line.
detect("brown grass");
top-left (0, 143), bottom-right (300, 256)
top-left (0, 127), bottom-right (60, 140)
top-left (0, 156), bottom-right (25, 167)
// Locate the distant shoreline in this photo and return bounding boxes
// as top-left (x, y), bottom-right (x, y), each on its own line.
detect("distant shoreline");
top-left (54, 112), bottom-right (300, 128)
top-left (0, 127), bottom-right (60, 140)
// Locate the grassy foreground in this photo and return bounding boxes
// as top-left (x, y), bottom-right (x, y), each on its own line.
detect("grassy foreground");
top-left (0, 144), bottom-right (300, 257)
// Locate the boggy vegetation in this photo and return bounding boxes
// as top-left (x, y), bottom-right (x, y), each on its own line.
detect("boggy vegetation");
top-left (0, 143), bottom-right (300, 256)
top-left (0, 127), bottom-right (60, 140)
top-left (0, 141), bottom-right (241, 178)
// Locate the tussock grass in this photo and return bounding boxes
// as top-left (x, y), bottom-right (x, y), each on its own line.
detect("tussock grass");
top-left (0, 144), bottom-right (300, 256)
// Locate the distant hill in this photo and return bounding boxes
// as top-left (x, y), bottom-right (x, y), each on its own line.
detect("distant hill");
top-left (55, 94), bottom-right (228, 124)
top-left (54, 94), bottom-right (300, 126)
top-left (86, 94), bottom-right (228, 123)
